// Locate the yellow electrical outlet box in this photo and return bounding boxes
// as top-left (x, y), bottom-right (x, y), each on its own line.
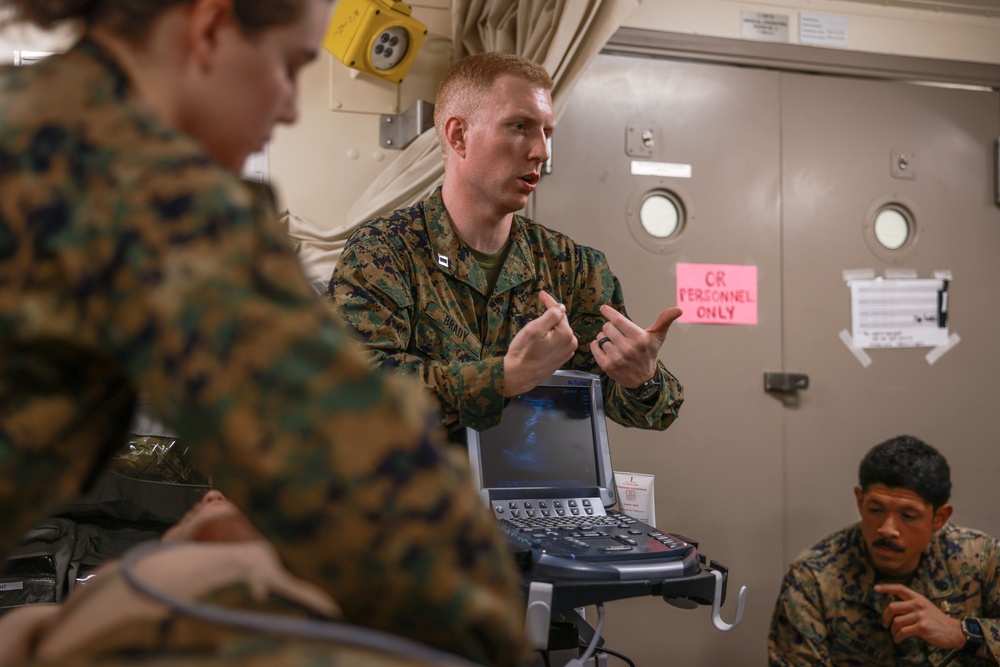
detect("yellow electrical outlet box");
top-left (323, 0), bottom-right (428, 85)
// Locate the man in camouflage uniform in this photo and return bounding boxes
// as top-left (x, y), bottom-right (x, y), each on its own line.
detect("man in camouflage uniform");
top-left (0, 3), bottom-right (525, 665)
top-left (769, 435), bottom-right (1000, 666)
top-left (327, 53), bottom-right (683, 443)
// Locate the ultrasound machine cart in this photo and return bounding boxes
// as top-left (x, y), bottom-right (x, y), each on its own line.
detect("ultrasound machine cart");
top-left (466, 370), bottom-right (747, 660)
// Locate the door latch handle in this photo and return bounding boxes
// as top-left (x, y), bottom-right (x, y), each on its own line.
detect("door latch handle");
top-left (764, 372), bottom-right (809, 392)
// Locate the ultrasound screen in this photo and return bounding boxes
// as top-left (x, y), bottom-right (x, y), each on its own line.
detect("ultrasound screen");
top-left (478, 385), bottom-right (599, 489)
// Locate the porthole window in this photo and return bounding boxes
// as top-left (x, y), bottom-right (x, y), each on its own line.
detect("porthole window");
top-left (639, 194), bottom-right (681, 238)
top-left (627, 189), bottom-right (688, 254)
top-left (873, 207), bottom-right (911, 250)
top-left (863, 198), bottom-right (919, 264)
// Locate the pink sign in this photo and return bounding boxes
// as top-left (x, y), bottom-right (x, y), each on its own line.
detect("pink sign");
top-left (676, 263), bottom-right (758, 325)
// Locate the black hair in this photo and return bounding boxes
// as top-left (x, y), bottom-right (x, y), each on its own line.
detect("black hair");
top-left (858, 435), bottom-right (951, 509)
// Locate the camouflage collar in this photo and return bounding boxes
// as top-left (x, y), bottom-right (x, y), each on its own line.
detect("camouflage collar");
top-left (70, 37), bottom-right (134, 104)
top-left (499, 219), bottom-right (539, 292)
top-left (423, 187), bottom-right (536, 295)
top-left (66, 37), bottom-right (173, 141)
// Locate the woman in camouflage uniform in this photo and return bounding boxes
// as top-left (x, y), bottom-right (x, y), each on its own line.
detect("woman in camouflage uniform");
top-left (0, 1), bottom-right (525, 665)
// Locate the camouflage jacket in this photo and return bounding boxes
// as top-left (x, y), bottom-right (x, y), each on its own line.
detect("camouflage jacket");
top-left (768, 522), bottom-right (1000, 666)
top-left (0, 38), bottom-right (525, 666)
top-left (326, 187), bottom-right (683, 440)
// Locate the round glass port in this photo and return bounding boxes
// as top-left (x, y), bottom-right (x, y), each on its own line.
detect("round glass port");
top-left (639, 194), bottom-right (681, 238)
top-left (873, 207), bottom-right (911, 250)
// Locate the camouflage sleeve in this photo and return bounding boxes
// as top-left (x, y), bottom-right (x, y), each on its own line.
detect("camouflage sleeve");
top-left (105, 180), bottom-right (526, 666)
top-left (768, 563), bottom-right (832, 666)
top-left (568, 245), bottom-right (683, 431)
top-left (329, 229), bottom-right (506, 435)
top-left (977, 535), bottom-right (1000, 663)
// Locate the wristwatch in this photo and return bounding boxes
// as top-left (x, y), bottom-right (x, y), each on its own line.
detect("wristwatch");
top-left (961, 617), bottom-right (985, 655)
top-left (624, 375), bottom-right (661, 402)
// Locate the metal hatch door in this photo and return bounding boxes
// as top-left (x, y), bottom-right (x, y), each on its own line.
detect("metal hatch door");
top-left (533, 52), bottom-right (783, 666)
top-left (780, 72), bottom-right (1000, 555)
top-left (533, 48), bottom-right (1000, 665)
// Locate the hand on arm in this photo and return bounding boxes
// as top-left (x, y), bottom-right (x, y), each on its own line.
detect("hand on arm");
top-left (590, 305), bottom-right (682, 388)
top-left (503, 291), bottom-right (577, 397)
top-left (876, 583), bottom-right (966, 650)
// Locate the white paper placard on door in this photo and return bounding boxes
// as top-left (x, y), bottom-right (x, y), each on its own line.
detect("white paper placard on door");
top-left (850, 278), bottom-right (949, 348)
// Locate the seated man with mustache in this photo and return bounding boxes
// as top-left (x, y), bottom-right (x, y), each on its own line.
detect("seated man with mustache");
top-left (769, 435), bottom-right (1000, 666)
top-left (0, 491), bottom-right (459, 666)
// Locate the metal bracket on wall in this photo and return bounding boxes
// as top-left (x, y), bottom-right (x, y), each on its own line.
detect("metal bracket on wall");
top-left (763, 372), bottom-right (809, 392)
top-left (380, 99), bottom-right (434, 150)
top-left (626, 125), bottom-right (655, 158)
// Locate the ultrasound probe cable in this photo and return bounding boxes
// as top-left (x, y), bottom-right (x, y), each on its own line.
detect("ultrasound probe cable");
top-left (120, 540), bottom-right (483, 667)
top-left (562, 602), bottom-right (605, 667)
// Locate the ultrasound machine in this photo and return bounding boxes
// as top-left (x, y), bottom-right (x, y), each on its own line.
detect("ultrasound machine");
top-left (466, 370), bottom-right (746, 666)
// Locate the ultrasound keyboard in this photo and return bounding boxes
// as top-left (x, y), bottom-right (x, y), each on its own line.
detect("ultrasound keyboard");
top-left (492, 499), bottom-right (698, 580)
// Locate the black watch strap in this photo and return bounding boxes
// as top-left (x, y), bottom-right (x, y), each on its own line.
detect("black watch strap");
top-left (624, 375), bottom-right (660, 402)
top-left (962, 617), bottom-right (985, 655)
